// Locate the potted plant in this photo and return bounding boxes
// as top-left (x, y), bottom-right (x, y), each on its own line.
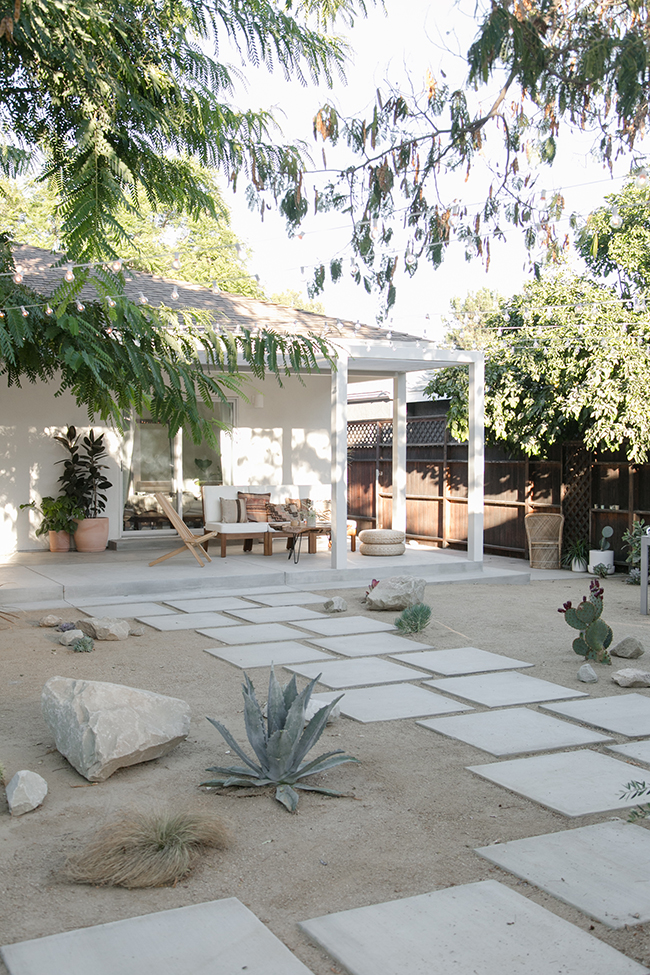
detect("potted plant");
top-left (19, 496), bottom-right (85, 552)
top-left (562, 537), bottom-right (589, 573)
top-left (55, 426), bottom-right (113, 552)
top-left (588, 525), bottom-right (615, 575)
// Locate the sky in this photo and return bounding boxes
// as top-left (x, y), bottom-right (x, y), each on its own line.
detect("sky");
top-left (219, 0), bottom-right (641, 342)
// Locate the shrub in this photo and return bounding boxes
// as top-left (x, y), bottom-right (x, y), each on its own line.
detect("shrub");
top-left (395, 603), bottom-right (432, 633)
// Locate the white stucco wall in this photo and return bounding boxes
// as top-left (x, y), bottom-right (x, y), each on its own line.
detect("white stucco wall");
top-left (1, 371), bottom-right (332, 553)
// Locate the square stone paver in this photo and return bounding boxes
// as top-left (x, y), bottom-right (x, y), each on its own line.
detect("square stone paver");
top-left (476, 821), bottom-right (650, 929)
top-left (226, 606), bottom-right (325, 624)
top-left (312, 685), bottom-right (473, 722)
top-left (390, 647), bottom-right (533, 675)
top-left (302, 632), bottom-right (430, 657)
top-left (1, 898), bottom-right (314, 975)
top-left (418, 707), bottom-right (611, 756)
top-left (284, 657), bottom-right (429, 688)
top-left (291, 616), bottom-right (396, 637)
top-left (204, 642), bottom-right (334, 669)
top-left (299, 879), bottom-right (647, 975)
top-left (247, 591), bottom-right (327, 607)
top-left (197, 623), bottom-right (301, 645)
top-left (468, 749), bottom-right (647, 816)
top-left (162, 596), bottom-right (253, 612)
top-left (608, 739), bottom-right (650, 764)
top-left (135, 612), bottom-right (238, 631)
top-left (542, 694), bottom-right (650, 737)
top-left (78, 602), bottom-right (177, 618)
top-left (425, 671), bottom-right (587, 707)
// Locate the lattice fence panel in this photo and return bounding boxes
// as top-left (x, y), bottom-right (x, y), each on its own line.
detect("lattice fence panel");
top-left (562, 443), bottom-right (592, 544)
top-left (348, 421), bottom-right (380, 449)
top-left (348, 417), bottom-right (447, 449)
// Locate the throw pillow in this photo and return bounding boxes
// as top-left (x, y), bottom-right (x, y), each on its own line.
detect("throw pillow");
top-left (285, 497), bottom-right (310, 517)
top-left (220, 497), bottom-right (247, 524)
top-left (267, 502), bottom-right (291, 522)
top-left (238, 491), bottom-right (271, 523)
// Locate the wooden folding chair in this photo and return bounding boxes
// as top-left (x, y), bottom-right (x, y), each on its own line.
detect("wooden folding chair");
top-left (148, 493), bottom-right (218, 567)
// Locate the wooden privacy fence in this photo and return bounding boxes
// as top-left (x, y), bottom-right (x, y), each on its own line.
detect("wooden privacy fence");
top-left (347, 419), bottom-right (650, 563)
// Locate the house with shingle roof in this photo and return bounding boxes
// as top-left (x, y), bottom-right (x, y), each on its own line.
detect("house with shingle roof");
top-left (1, 247), bottom-right (485, 565)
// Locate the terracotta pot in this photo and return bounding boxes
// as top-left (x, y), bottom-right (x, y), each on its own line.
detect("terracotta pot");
top-left (48, 530), bottom-right (71, 553)
top-left (74, 517), bottom-right (110, 553)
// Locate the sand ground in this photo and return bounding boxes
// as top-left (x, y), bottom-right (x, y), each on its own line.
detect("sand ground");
top-left (2, 575), bottom-right (650, 973)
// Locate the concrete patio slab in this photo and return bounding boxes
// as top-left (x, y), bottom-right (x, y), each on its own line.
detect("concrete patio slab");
top-left (468, 749), bottom-right (646, 816)
top-left (135, 611), bottom-right (238, 630)
top-left (302, 632), bottom-right (430, 657)
top-left (542, 694), bottom-right (650, 737)
top-left (203, 642), bottom-right (334, 669)
top-left (225, 606), bottom-right (325, 624)
top-left (608, 739), bottom-right (650, 764)
top-left (76, 601), bottom-right (177, 618)
top-left (299, 879), bottom-right (648, 975)
top-left (425, 671), bottom-right (587, 707)
top-left (418, 707), bottom-right (611, 756)
top-left (162, 596), bottom-right (254, 612)
top-left (197, 623), bottom-right (302, 645)
top-left (312, 684), bottom-right (473, 722)
top-left (291, 616), bottom-right (396, 637)
top-left (246, 591), bottom-right (328, 606)
top-left (0, 898), bottom-right (314, 975)
top-left (284, 657), bottom-right (429, 688)
top-left (389, 646), bottom-right (534, 675)
top-left (476, 821), bottom-right (650, 929)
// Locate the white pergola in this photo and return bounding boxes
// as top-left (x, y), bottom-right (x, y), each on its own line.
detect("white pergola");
top-left (327, 340), bottom-right (485, 570)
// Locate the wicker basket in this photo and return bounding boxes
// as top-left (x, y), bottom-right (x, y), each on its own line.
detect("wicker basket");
top-left (524, 512), bottom-right (564, 569)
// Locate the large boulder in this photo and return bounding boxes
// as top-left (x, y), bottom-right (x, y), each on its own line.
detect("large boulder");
top-left (612, 668), bottom-right (650, 688)
top-left (76, 617), bottom-right (130, 641)
top-left (611, 637), bottom-right (645, 659)
top-left (5, 770), bottom-right (48, 816)
top-left (41, 677), bottom-right (190, 782)
top-left (366, 575), bottom-right (427, 611)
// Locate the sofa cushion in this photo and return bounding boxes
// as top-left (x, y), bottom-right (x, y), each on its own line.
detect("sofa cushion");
top-left (204, 522), bottom-right (270, 535)
top-left (220, 497), bottom-right (247, 524)
top-left (238, 491), bottom-right (271, 523)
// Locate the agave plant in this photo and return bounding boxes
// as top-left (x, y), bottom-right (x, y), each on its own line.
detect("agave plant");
top-left (201, 668), bottom-right (358, 812)
top-left (395, 603), bottom-right (432, 633)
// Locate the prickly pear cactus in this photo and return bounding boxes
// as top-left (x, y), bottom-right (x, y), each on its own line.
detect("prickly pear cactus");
top-left (558, 579), bottom-right (612, 664)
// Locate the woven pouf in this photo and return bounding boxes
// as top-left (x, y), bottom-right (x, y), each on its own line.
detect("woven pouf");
top-left (358, 528), bottom-right (406, 557)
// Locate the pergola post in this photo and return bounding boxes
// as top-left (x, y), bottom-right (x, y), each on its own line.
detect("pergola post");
top-left (392, 372), bottom-right (407, 533)
top-left (330, 352), bottom-right (349, 569)
top-left (467, 356), bottom-right (485, 562)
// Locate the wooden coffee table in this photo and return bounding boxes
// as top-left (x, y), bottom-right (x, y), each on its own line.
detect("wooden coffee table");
top-left (266, 523), bottom-right (331, 562)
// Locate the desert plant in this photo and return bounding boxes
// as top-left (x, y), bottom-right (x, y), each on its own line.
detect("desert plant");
top-left (19, 495), bottom-right (85, 535)
top-left (620, 781), bottom-right (650, 822)
top-left (62, 809), bottom-right (231, 888)
top-left (561, 537), bottom-right (589, 569)
top-left (395, 603), bottom-right (432, 633)
top-left (201, 667), bottom-right (358, 813)
top-left (558, 578), bottom-right (613, 664)
top-left (623, 519), bottom-right (649, 585)
top-left (55, 426), bottom-right (113, 518)
top-left (364, 578), bottom-right (379, 600)
top-left (592, 562), bottom-right (611, 579)
top-left (598, 525), bottom-right (614, 550)
top-left (71, 636), bottom-right (94, 652)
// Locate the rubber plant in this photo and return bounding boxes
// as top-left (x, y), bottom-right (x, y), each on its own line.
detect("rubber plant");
top-left (201, 668), bottom-right (358, 812)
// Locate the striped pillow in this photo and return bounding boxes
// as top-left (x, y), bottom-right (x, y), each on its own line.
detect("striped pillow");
top-left (238, 492), bottom-right (271, 523)
top-left (220, 497), bottom-right (247, 523)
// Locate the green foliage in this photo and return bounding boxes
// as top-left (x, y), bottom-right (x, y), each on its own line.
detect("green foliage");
top-left (599, 525), bottom-right (614, 551)
top-left (394, 603), bottom-right (432, 633)
top-left (576, 180), bottom-right (650, 295)
top-left (592, 563), bottom-right (611, 579)
top-left (270, 289), bottom-right (326, 314)
top-left (621, 781), bottom-right (650, 822)
top-left (559, 578), bottom-right (613, 664)
top-left (623, 520), bottom-right (648, 583)
top-left (201, 667), bottom-right (358, 812)
top-left (19, 496), bottom-right (85, 535)
top-left (54, 427), bottom-right (113, 518)
top-left (561, 538), bottom-right (589, 569)
top-left (71, 636), bottom-right (94, 652)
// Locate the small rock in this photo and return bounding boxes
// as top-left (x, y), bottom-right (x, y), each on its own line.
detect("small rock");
top-left (304, 699), bottom-right (341, 726)
top-left (129, 624), bottom-right (145, 637)
top-left (366, 576), bottom-right (427, 611)
top-left (323, 597), bottom-right (347, 613)
top-left (611, 637), bottom-right (645, 659)
top-left (612, 668), bottom-right (650, 688)
top-left (59, 629), bottom-right (86, 646)
top-left (56, 622), bottom-right (77, 632)
top-left (76, 617), bottom-right (130, 641)
top-left (577, 663), bottom-right (599, 683)
top-left (6, 770), bottom-right (48, 816)
top-left (39, 615), bottom-right (63, 628)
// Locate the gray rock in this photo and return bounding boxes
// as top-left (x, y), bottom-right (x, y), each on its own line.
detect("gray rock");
top-left (59, 628), bottom-right (86, 646)
top-left (303, 698), bottom-right (341, 726)
top-left (577, 663), bottom-right (599, 683)
top-left (6, 770), bottom-right (48, 816)
top-left (76, 616), bottom-right (130, 641)
top-left (366, 576), bottom-right (427, 611)
top-left (129, 624), bottom-right (145, 637)
top-left (41, 677), bottom-right (191, 782)
top-left (39, 615), bottom-right (63, 628)
top-left (612, 668), bottom-right (650, 687)
top-left (323, 597), bottom-right (347, 613)
top-left (611, 637), bottom-right (645, 659)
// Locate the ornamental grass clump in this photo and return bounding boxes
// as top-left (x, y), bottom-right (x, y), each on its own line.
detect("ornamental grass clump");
top-left (62, 809), bottom-right (231, 888)
top-left (558, 578), bottom-right (613, 664)
top-left (201, 667), bottom-right (358, 813)
top-left (395, 603), bottom-right (432, 633)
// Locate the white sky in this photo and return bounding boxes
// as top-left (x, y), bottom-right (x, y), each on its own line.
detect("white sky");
top-left (220, 0), bottom-right (641, 340)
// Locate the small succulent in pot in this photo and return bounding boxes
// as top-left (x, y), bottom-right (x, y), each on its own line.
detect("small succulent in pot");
top-left (201, 667), bottom-right (358, 812)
